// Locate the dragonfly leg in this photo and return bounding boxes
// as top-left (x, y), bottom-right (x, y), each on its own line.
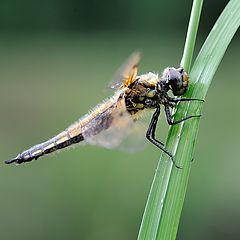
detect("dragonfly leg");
top-left (166, 96), bottom-right (204, 103)
top-left (146, 106), bottom-right (182, 169)
top-left (146, 106), bottom-right (164, 146)
top-left (164, 104), bottom-right (201, 125)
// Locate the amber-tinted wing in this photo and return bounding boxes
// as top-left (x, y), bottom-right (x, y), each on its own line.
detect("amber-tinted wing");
top-left (109, 52), bottom-right (141, 90)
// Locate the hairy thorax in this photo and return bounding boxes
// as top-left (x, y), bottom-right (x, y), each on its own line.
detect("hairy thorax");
top-left (124, 72), bottom-right (162, 115)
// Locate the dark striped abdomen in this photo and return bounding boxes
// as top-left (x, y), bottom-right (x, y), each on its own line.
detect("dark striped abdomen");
top-left (5, 127), bottom-right (84, 164)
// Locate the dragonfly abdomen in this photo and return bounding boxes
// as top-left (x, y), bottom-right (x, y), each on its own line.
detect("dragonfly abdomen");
top-left (5, 130), bottom-right (84, 164)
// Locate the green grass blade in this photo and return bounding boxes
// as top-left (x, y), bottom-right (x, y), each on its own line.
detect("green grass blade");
top-left (138, 0), bottom-right (240, 239)
top-left (180, 0), bottom-right (203, 72)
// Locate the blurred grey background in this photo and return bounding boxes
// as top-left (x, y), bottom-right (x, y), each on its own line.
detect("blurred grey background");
top-left (0, 0), bottom-right (239, 239)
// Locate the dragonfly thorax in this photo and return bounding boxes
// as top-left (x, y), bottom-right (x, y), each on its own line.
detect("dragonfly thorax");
top-left (124, 73), bottom-right (161, 114)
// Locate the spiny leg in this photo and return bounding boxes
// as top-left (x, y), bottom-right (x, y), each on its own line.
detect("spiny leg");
top-left (166, 96), bottom-right (204, 103)
top-left (146, 106), bottom-right (182, 169)
top-left (146, 106), bottom-right (164, 147)
top-left (164, 104), bottom-right (201, 125)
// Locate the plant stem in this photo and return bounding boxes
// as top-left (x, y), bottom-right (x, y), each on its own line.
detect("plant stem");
top-left (181, 0), bottom-right (203, 71)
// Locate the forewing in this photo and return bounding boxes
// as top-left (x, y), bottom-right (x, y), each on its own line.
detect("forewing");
top-left (109, 52), bottom-right (141, 90)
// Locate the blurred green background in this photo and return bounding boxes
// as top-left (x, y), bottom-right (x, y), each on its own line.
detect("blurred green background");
top-left (0, 0), bottom-right (239, 239)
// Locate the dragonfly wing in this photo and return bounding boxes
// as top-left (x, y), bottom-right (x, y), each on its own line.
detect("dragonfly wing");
top-left (82, 97), bottom-right (134, 149)
top-left (116, 119), bottom-right (147, 152)
top-left (109, 52), bottom-right (141, 90)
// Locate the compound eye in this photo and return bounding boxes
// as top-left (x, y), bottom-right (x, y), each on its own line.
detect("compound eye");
top-left (168, 69), bottom-right (181, 82)
top-left (172, 70), bottom-right (189, 96)
top-left (167, 67), bottom-right (189, 96)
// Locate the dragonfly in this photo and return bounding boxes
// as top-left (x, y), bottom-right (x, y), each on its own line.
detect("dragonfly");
top-left (5, 52), bottom-right (203, 168)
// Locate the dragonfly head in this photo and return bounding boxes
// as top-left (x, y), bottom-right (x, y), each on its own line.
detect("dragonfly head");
top-left (158, 67), bottom-right (189, 96)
